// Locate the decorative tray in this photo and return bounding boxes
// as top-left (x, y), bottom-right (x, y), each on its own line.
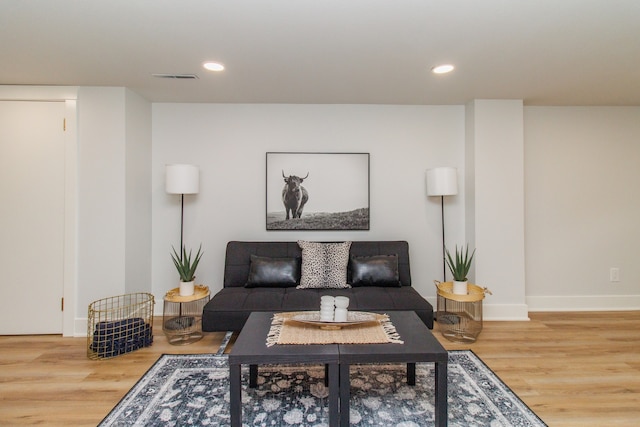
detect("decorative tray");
top-left (288, 311), bottom-right (383, 329)
top-left (165, 284), bottom-right (210, 302)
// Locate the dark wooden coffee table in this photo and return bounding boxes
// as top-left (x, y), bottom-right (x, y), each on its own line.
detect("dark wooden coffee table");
top-left (228, 311), bottom-right (448, 427)
top-left (228, 311), bottom-right (340, 427)
top-left (338, 311), bottom-right (448, 427)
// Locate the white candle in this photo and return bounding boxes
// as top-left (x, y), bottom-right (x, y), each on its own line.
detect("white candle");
top-left (334, 308), bottom-right (348, 322)
top-left (334, 296), bottom-right (349, 309)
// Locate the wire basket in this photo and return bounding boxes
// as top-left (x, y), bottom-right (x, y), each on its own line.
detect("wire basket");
top-left (87, 293), bottom-right (155, 360)
top-left (435, 281), bottom-right (490, 343)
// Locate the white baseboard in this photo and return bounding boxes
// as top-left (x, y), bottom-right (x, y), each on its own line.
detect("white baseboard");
top-left (527, 295), bottom-right (640, 312)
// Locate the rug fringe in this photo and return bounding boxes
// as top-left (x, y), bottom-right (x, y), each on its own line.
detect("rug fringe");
top-left (216, 331), bottom-right (234, 355)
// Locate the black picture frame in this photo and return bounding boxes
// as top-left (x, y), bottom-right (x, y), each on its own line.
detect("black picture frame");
top-left (266, 152), bottom-right (370, 231)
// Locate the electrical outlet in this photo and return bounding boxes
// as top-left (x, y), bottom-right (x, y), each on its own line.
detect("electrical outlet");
top-left (610, 267), bottom-right (620, 282)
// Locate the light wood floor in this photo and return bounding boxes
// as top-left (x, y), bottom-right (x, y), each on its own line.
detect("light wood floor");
top-left (1, 311), bottom-right (639, 426)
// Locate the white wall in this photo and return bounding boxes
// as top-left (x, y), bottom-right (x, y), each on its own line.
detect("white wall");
top-left (77, 87), bottom-right (127, 315)
top-left (7, 85), bottom-right (639, 334)
top-left (524, 107), bottom-right (640, 310)
top-left (125, 90), bottom-right (152, 294)
top-left (76, 87), bottom-right (152, 335)
top-left (152, 104), bottom-right (467, 307)
top-left (466, 100), bottom-right (528, 320)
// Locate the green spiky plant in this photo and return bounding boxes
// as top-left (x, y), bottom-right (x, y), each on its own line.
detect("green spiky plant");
top-left (445, 244), bottom-right (476, 282)
top-left (170, 244), bottom-right (203, 282)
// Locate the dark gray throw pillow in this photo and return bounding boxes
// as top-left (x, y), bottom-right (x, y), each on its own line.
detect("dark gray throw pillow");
top-left (350, 254), bottom-right (401, 287)
top-left (245, 255), bottom-right (300, 288)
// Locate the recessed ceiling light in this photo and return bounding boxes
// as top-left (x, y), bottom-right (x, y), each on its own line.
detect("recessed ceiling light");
top-left (203, 62), bottom-right (225, 72)
top-left (432, 64), bottom-right (455, 74)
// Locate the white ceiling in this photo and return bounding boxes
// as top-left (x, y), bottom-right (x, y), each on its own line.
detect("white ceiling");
top-left (2, 0), bottom-right (639, 105)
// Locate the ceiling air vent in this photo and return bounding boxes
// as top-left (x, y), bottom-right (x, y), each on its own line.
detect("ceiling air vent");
top-left (152, 73), bottom-right (199, 79)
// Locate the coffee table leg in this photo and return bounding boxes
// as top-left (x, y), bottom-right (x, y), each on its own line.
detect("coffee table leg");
top-left (249, 364), bottom-right (258, 388)
top-left (325, 364), bottom-right (329, 387)
top-left (230, 363), bottom-right (242, 427)
top-left (328, 363), bottom-right (339, 427)
top-left (339, 363), bottom-right (350, 427)
top-left (435, 360), bottom-right (448, 427)
top-left (407, 362), bottom-right (416, 385)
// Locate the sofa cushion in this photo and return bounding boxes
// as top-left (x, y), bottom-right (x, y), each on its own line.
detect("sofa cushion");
top-left (350, 254), bottom-right (401, 287)
top-left (296, 241), bottom-right (352, 289)
top-left (202, 286), bottom-right (434, 331)
top-left (245, 255), bottom-right (300, 288)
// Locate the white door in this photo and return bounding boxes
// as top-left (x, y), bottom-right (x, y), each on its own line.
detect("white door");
top-left (0, 101), bottom-right (65, 334)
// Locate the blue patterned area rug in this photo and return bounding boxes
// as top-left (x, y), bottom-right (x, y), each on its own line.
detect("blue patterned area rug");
top-left (99, 350), bottom-right (546, 426)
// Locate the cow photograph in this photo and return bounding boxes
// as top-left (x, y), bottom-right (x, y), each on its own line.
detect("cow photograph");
top-left (266, 152), bottom-right (370, 230)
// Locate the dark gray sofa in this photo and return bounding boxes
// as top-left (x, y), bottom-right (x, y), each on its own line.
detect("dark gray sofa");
top-left (202, 241), bottom-right (434, 332)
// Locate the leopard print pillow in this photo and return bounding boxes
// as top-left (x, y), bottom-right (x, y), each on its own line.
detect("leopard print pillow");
top-left (296, 241), bottom-right (352, 289)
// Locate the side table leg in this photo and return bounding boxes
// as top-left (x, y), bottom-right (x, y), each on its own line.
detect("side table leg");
top-left (328, 363), bottom-right (339, 427)
top-left (435, 360), bottom-right (448, 427)
top-left (229, 363), bottom-right (242, 427)
top-left (339, 363), bottom-right (350, 427)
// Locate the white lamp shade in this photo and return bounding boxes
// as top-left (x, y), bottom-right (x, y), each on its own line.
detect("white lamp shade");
top-left (426, 167), bottom-right (458, 196)
top-left (165, 164), bottom-right (199, 194)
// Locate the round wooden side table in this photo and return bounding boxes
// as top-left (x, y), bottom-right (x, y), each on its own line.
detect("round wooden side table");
top-left (163, 284), bottom-right (210, 345)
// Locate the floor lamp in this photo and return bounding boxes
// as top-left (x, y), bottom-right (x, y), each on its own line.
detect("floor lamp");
top-left (166, 164), bottom-right (200, 259)
top-left (426, 167), bottom-right (458, 282)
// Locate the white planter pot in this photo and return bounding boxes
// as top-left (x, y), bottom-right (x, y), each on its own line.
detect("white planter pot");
top-left (179, 280), bottom-right (195, 296)
top-left (452, 280), bottom-right (468, 295)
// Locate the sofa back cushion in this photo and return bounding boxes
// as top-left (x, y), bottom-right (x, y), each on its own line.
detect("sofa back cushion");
top-left (350, 254), bottom-right (401, 287)
top-left (245, 255), bottom-right (300, 288)
top-left (224, 241), bottom-right (412, 288)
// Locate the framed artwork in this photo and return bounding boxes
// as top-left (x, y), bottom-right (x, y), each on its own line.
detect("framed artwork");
top-left (266, 152), bottom-right (370, 231)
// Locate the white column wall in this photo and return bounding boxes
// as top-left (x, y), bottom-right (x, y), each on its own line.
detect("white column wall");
top-left (124, 89), bottom-right (152, 294)
top-left (466, 100), bottom-right (528, 320)
top-left (77, 87), bottom-right (127, 318)
top-left (76, 87), bottom-right (152, 335)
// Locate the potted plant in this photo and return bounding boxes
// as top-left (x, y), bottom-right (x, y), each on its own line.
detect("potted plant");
top-left (170, 244), bottom-right (203, 296)
top-left (445, 244), bottom-right (476, 295)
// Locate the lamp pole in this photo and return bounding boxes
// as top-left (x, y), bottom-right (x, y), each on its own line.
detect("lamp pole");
top-left (179, 193), bottom-right (185, 261)
top-left (440, 195), bottom-right (446, 282)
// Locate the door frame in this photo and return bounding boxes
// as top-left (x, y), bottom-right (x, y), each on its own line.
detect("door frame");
top-left (0, 86), bottom-right (78, 336)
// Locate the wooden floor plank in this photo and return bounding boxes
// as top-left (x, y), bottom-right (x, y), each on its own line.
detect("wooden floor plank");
top-left (0, 312), bottom-right (639, 426)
